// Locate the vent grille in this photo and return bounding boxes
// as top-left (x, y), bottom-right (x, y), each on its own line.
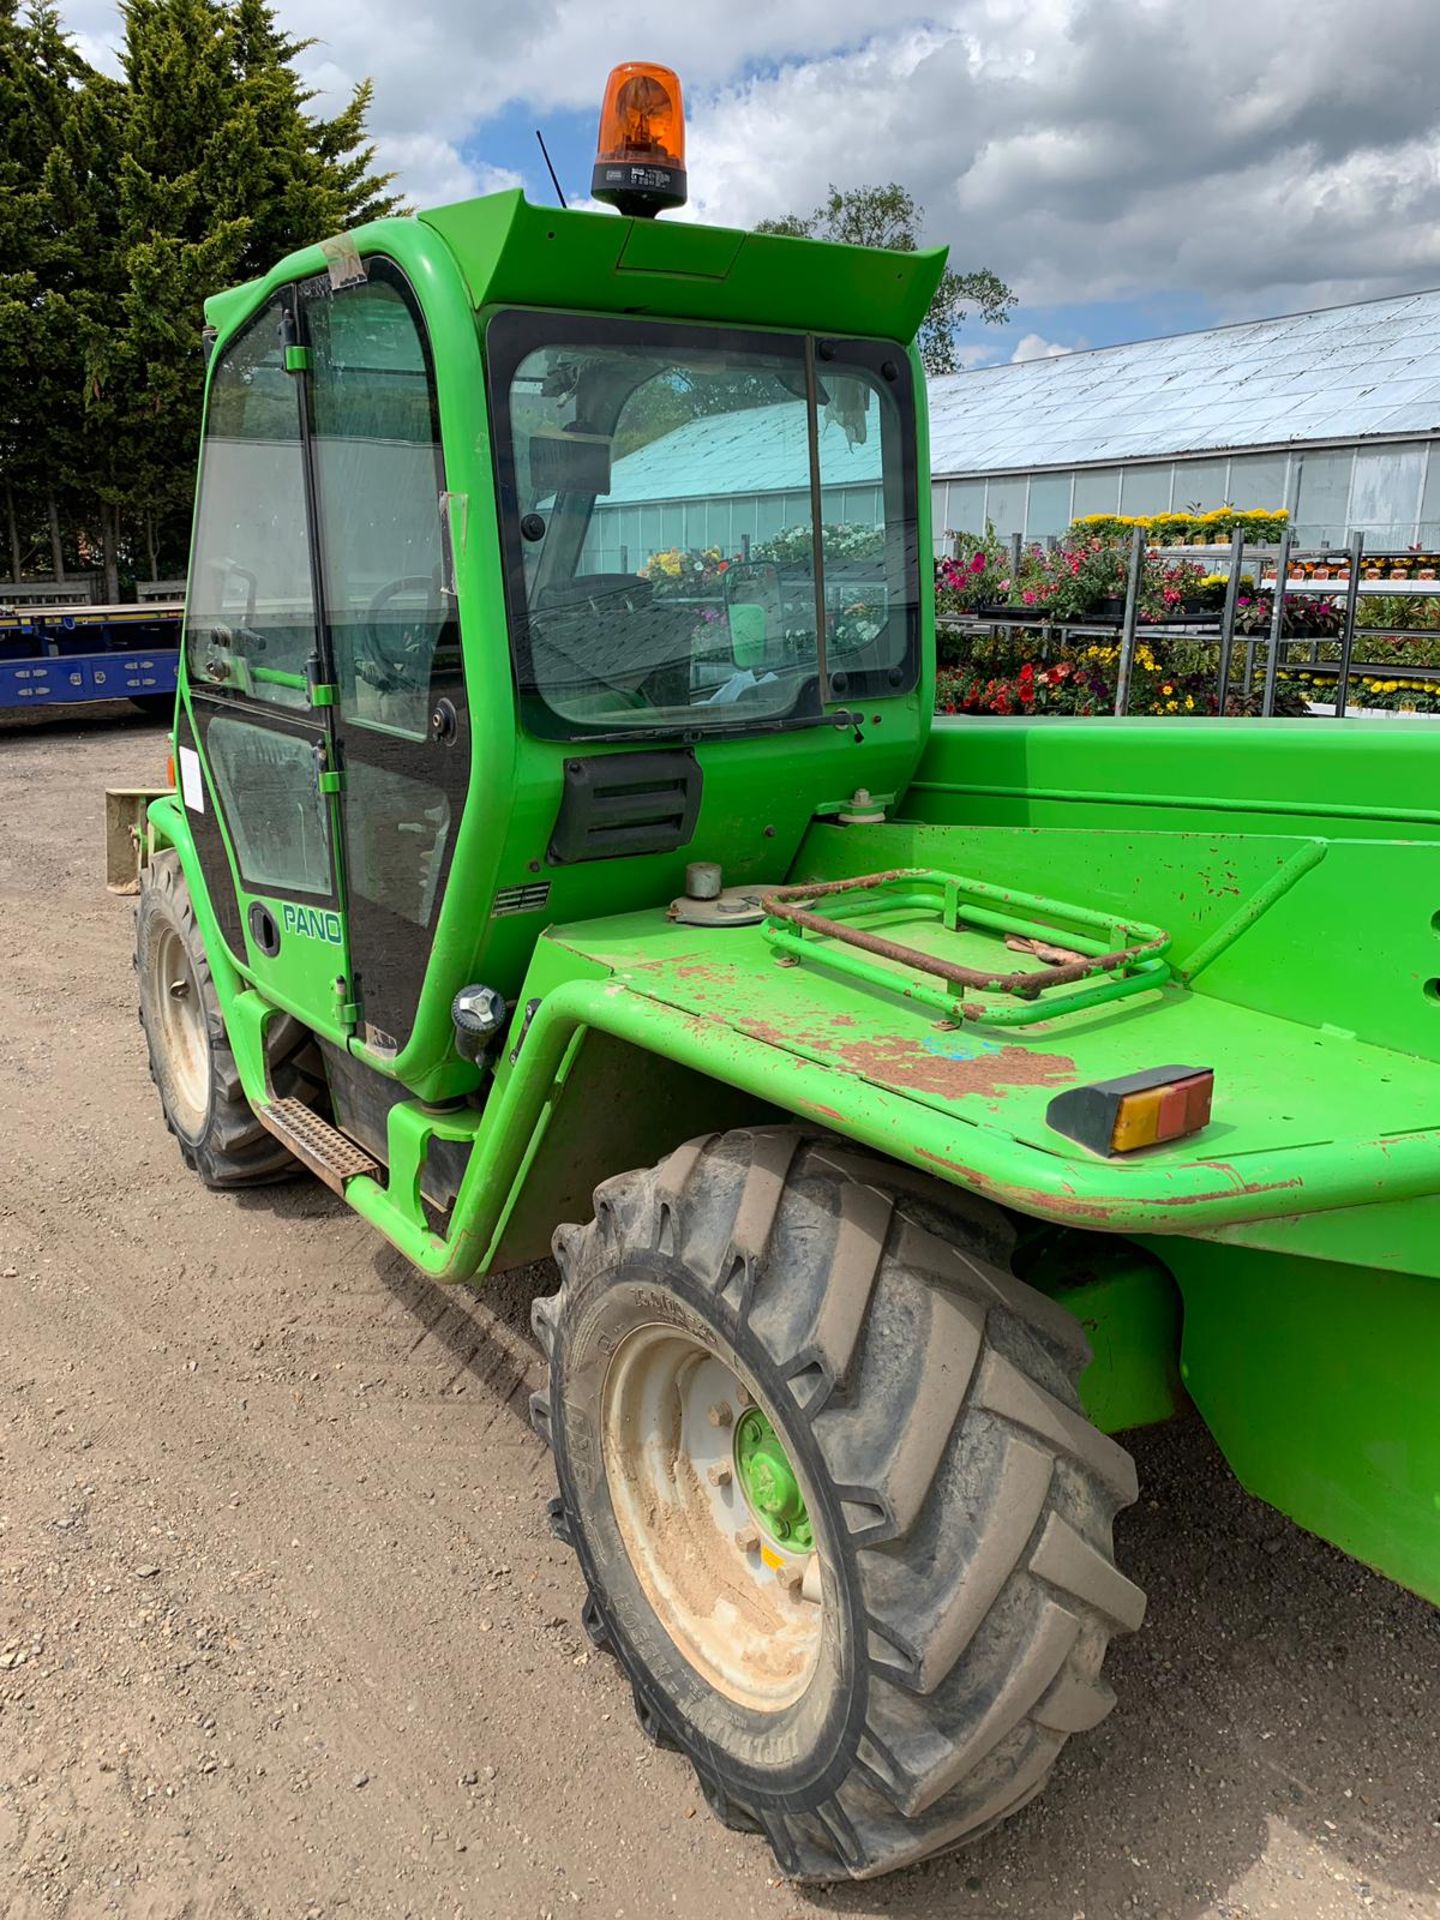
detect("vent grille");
top-left (548, 749), bottom-right (702, 865)
top-left (493, 882), bottom-right (553, 918)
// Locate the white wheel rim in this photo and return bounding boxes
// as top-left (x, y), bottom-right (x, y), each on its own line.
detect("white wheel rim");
top-left (150, 923), bottom-right (209, 1134)
top-left (601, 1325), bottom-right (823, 1712)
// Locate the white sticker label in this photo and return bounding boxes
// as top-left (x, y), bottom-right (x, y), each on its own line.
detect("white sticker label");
top-left (178, 745), bottom-right (205, 814)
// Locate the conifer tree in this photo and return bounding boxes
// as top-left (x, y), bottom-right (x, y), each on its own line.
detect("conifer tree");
top-left (0, 0), bottom-right (399, 594)
top-left (0, 1), bottom-right (97, 581)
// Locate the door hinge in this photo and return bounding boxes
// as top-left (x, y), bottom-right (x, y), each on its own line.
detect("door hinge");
top-left (318, 768), bottom-right (345, 794)
top-left (285, 344), bottom-right (312, 374)
top-left (309, 681), bottom-right (337, 708)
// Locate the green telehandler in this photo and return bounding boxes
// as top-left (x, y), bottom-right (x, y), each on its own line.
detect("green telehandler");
top-left (126, 60), bottom-right (1440, 1882)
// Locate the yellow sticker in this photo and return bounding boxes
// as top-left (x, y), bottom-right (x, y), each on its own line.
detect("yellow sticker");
top-left (759, 1545), bottom-right (784, 1571)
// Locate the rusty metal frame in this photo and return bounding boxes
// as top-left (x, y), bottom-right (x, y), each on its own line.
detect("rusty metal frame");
top-left (760, 868), bottom-right (1172, 1025)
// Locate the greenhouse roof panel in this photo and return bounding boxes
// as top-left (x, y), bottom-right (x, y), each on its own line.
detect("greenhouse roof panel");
top-left (929, 286), bottom-right (1440, 477)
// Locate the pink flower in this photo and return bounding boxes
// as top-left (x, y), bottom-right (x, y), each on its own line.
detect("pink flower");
top-left (1022, 589), bottom-right (1037, 605)
top-left (970, 551), bottom-right (986, 575)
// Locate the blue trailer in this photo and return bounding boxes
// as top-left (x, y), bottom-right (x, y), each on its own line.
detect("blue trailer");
top-left (0, 600), bottom-right (181, 713)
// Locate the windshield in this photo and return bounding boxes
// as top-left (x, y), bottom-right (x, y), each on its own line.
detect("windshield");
top-left (487, 311), bottom-right (919, 739)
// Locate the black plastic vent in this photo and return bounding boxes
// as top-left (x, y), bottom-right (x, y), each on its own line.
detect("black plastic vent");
top-left (548, 750), bottom-right (702, 865)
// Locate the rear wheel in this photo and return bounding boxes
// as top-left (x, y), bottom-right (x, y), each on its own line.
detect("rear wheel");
top-left (135, 851), bottom-right (318, 1186)
top-left (533, 1128), bottom-right (1145, 1881)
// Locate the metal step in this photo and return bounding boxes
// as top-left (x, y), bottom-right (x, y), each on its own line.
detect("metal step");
top-left (260, 1096), bottom-right (379, 1194)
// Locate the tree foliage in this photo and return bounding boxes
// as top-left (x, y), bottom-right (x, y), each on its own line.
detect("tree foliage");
top-left (0, 0), bottom-right (396, 593)
top-left (757, 182), bottom-right (1014, 376)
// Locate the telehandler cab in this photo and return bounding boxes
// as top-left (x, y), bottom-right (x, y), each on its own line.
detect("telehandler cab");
top-left (129, 60), bottom-right (1440, 1881)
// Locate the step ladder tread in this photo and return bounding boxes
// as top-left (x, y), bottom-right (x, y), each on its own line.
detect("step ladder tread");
top-left (264, 1096), bottom-right (379, 1190)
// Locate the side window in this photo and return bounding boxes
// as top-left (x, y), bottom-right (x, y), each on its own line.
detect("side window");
top-left (305, 275), bottom-right (455, 741)
top-left (207, 717), bottom-right (331, 895)
top-left (186, 302), bottom-right (316, 711)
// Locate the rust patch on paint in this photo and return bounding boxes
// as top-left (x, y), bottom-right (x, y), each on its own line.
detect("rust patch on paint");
top-left (839, 1034), bottom-right (1075, 1101)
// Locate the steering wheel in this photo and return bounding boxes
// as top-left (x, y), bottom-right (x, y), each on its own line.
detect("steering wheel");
top-left (356, 574), bottom-right (442, 689)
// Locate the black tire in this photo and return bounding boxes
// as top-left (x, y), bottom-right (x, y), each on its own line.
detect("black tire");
top-left (135, 851), bottom-right (320, 1187)
top-left (128, 693), bottom-right (176, 720)
top-left (532, 1128), bottom-right (1145, 1881)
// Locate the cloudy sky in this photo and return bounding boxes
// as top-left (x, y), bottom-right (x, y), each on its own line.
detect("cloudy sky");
top-left (64, 0), bottom-right (1440, 368)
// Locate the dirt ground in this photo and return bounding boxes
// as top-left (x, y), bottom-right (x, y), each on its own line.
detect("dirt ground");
top-left (1, 701), bottom-right (1437, 1920)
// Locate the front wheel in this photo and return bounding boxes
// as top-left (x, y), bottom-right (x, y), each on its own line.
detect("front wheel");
top-left (532, 1128), bottom-right (1145, 1881)
top-left (135, 851), bottom-right (318, 1186)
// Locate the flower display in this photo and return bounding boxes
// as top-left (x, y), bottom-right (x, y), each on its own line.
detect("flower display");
top-left (1070, 507), bottom-right (1289, 545)
top-left (936, 531), bottom-right (1211, 627)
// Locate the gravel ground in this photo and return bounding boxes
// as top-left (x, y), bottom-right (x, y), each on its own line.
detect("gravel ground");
top-left (1, 701), bottom-right (1437, 1920)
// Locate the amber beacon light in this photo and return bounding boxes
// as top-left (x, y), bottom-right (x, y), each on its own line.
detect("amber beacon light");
top-left (592, 62), bottom-right (687, 218)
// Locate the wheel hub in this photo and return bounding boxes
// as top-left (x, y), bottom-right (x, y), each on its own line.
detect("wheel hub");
top-left (735, 1407), bottom-right (813, 1549)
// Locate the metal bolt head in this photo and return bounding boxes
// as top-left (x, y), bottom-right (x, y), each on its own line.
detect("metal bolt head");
top-left (706, 1401), bottom-right (733, 1429)
top-left (734, 1525), bottom-right (761, 1553)
top-left (778, 1563), bottom-right (804, 1595)
top-left (706, 1462), bottom-right (732, 1488)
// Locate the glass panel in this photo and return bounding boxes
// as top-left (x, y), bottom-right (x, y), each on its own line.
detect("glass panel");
top-left (1119, 463), bottom-right (1171, 516)
top-left (1349, 443), bottom-right (1426, 546)
top-left (513, 340), bottom-right (817, 724)
top-left (491, 313), bottom-right (918, 739)
top-left (1171, 459), bottom-right (1229, 512)
top-left (1226, 453), bottom-right (1289, 510)
top-left (942, 480), bottom-right (985, 537)
top-left (1294, 448), bottom-right (1355, 546)
top-left (342, 762), bottom-right (450, 927)
top-left (1072, 467), bottom-right (1121, 517)
top-left (306, 279), bottom-right (456, 741)
top-left (207, 718), bottom-right (330, 894)
top-left (816, 374), bottom-right (915, 683)
top-left (1026, 473), bottom-right (1073, 539)
top-left (1417, 448), bottom-right (1440, 549)
top-left (185, 302), bottom-right (315, 710)
top-left (985, 476), bottom-right (1027, 538)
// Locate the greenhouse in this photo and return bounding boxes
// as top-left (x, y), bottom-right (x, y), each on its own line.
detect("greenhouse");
top-left (929, 286), bottom-right (1440, 550)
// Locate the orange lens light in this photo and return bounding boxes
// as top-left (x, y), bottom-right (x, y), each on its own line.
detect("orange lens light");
top-left (592, 62), bottom-right (687, 216)
top-left (1046, 1066), bottom-right (1214, 1157)
top-left (597, 62), bottom-right (685, 167)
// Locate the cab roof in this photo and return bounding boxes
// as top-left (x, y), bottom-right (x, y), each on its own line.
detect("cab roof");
top-left (204, 190), bottom-right (947, 347)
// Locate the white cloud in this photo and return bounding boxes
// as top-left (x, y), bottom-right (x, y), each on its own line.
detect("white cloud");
top-left (53, 0), bottom-right (1440, 323)
top-left (1010, 332), bottom-right (1074, 362)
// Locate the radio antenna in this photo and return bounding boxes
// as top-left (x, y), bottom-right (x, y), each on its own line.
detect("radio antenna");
top-left (535, 129), bottom-right (568, 209)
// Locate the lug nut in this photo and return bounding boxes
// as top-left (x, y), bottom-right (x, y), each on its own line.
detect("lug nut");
top-left (734, 1384), bottom-right (754, 1409)
top-left (706, 1402), bottom-right (733, 1428)
top-left (707, 1462), bottom-right (732, 1488)
top-left (778, 1563), bottom-right (804, 1595)
top-left (734, 1525), bottom-right (761, 1553)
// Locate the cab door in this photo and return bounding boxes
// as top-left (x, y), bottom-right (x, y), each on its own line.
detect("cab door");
top-left (299, 259), bottom-right (470, 1061)
top-left (178, 292), bottom-right (355, 1037)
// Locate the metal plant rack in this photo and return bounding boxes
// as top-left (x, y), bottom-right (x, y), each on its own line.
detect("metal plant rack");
top-left (943, 526), bottom-right (1440, 720)
top-left (761, 868), bottom-right (1172, 1026)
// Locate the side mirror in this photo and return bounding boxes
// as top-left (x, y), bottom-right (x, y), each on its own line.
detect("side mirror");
top-left (528, 430), bottom-right (612, 499)
top-left (724, 561), bottom-right (783, 669)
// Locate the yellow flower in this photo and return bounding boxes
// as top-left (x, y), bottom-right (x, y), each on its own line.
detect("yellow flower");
top-left (1185, 695), bottom-right (1195, 710)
